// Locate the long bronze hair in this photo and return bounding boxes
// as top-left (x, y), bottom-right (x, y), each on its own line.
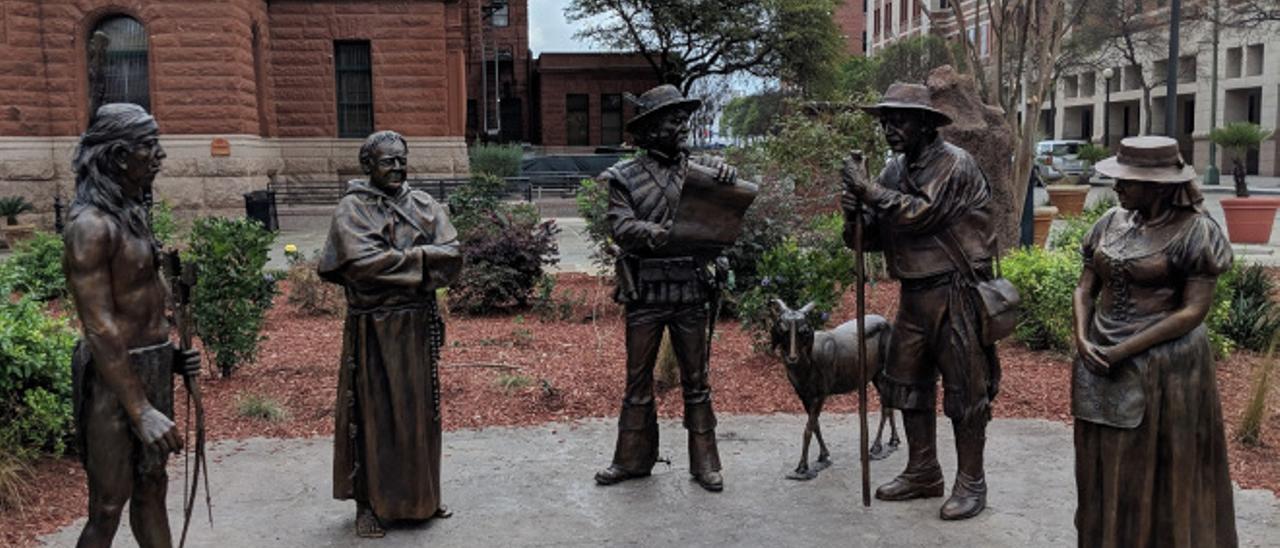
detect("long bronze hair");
top-left (70, 103), bottom-right (157, 238)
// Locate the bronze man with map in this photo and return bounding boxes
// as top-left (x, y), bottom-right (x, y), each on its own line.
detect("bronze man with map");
top-left (593, 84), bottom-right (756, 493)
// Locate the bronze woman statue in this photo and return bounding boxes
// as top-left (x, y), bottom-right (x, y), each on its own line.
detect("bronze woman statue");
top-left (1072, 136), bottom-right (1237, 547)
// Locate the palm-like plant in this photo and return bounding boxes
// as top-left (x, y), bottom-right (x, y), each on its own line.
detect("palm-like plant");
top-left (0, 196), bottom-right (34, 226)
top-left (1209, 122), bottom-right (1274, 198)
top-left (1075, 143), bottom-right (1110, 185)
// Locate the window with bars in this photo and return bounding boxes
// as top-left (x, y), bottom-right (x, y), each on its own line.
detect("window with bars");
top-left (566, 94), bottom-right (589, 146)
top-left (335, 41), bottom-right (373, 138)
top-left (492, 4), bottom-right (510, 27)
top-left (601, 94), bottom-right (623, 146)
top-left (88, 15), bottom-right (150, 113)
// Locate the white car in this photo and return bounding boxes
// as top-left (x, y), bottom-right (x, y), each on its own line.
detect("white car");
top-left (1035, 140), bottom-right (1088, 179)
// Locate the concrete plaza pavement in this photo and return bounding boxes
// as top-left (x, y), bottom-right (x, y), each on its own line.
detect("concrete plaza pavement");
top-left (41, 414), bottom-right (1280, 547)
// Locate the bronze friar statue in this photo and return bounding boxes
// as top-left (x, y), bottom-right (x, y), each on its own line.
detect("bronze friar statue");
top-left (594, 84), bottom-right (754, 492)
top-left (840, 83), bottom-right (1000, 520)
top-left (318, 130), bottom-right (463, 538)
top-left (1072, 136), bottom-right (1237, 547)
top-left (64, 103), bottom-right (201, 548)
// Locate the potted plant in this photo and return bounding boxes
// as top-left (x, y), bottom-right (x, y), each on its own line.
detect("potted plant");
top-left (1212, 122), bottom-right (1278, 243)
top-left (0, 196), bottom-right (36, 248)
top-left (1074, 143), bottom-right (1110, 186)
top-left (1033, 203), bottom-right (1058, 248)
top-left (1043, 141), bottom-right (1093, 216)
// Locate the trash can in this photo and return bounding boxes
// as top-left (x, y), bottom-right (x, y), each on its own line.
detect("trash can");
top-left (243, 190), bottom-right (279, 232)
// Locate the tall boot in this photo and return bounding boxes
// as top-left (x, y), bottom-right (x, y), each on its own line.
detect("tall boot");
top-left (940, 416), bottom-right (988, 520)
top-left (685, 402), bottom-right (722, 492)
top-left (875, 410), bottom-right (944, 501)
top-left (595, 403), bottom-right (658, 485)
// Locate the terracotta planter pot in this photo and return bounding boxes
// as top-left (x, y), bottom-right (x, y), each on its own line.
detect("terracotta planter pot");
top-left (1033, 206), bottom-right (1058, 248)
top-left (1045, 184), bottom-right (1091, 217)
top-left (1, 223), bottom-right (37, 248)
top-left (1220, 197), bottom-right (1280, 244)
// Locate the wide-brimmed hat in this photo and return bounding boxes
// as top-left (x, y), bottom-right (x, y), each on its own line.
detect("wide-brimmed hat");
top-left (625, 84), bottom-right (703, 131)
top-left (860, 83), bottom-right (952, 127)
top-left (1094, 136), bottom-right (1197, 183)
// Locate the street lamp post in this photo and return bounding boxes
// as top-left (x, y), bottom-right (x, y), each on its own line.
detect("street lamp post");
top-left (1102, 67), bottom-right (1114, 148)
top-left (1205, 0), bottom-right (1221, 185)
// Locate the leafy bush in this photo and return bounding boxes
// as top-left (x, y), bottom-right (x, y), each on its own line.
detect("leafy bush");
top-left (1003, 246), bottom-right (1082, 352)
top-left (150, 199), bottom-right (178, 247)
top-left (0, 231), bottom-right (67, 302)
top-left (449, 173), bottom-right (509, 234)
top-left (1048, 197), bottom-right (1116, 251)
top-left (1218, 263), bottom-right (1280, 352)
top-left (531, 275), bottom-right (584, 322)
top-left (724, 176), bottom-right (802, 304)
top-left (284, 247), bottom-right (345, 316)
top-left (187, 217), bottom-right (277, 377)
top-left (1076, 143), bottom-right (1110, 165)
top-left (449, 208), bottom-right (560, 315)
top-left (469, 144), bottom-right (523, 178)
top-left (575, 177), bottom-right (615, 274)
top-left (736, 214), bottom-right (855, 348)
top-left (0, 295), bottom-right (77, 458)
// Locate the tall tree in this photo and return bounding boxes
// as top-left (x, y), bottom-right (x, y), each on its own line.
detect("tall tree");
top-left (566, 0), bottom-right (844, 95)
top-left (1070, 0), bottom-right (1167, 134)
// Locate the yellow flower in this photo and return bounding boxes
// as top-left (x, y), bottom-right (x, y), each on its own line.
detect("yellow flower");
top-left (284, 244), bottom-right (298, 254)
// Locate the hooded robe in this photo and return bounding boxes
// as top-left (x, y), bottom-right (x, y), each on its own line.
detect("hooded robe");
top-left (318, 180), bottom-right (461, 520)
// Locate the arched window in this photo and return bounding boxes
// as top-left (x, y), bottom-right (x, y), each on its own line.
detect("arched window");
top-left (88, 15), bottom-right (149, 113)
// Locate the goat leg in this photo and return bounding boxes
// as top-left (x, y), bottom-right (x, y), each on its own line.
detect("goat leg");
top-left (810, 397), bottom-right (831, 469)
top-left (786, 401), bottom-right (819, 481)
top-left (869, 406), bottom-right (899, 460)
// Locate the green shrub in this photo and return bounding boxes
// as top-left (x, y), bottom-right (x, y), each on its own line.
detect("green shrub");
top-left (468, 144), bottom-right (523, 178)
top-left (1048, 197), bottom-right (1116, 251)
top-left (150, 199), bottom-right (178, 247)
top-left (736, 214), bottom-right (856, 348)
top-left (724, 176), bottom-right (802, 305)
top-left (449, 173), bottom-right (509, 234)
top-left (0, 295), bottom-right (77, 458)
top-left (575, 177), bottom-right (615, 273)
top-left (1003, 246), bottom-right (1082, 352)
top-left (187, 217), bottom-right (277, 377)
top-left (1218, 263), bottom-right (1280, 352)
top-left (0, 231), bottom-right (67, 302)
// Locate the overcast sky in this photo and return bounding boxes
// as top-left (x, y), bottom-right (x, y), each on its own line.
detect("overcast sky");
top-left (528, 0), bottom-right (598, 54)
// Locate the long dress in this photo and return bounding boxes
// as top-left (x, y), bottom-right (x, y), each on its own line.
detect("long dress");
top-left (318, 180), bottom-right (461, 521)
top-left (1073, 207), bottom-right (1237, 548)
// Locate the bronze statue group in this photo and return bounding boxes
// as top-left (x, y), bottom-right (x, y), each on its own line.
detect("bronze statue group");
top-left (64, 82), bottom-right (1238, 547)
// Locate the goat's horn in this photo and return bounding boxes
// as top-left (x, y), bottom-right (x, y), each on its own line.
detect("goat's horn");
top-left (773, 298), bottom-right (789, 312)
top-left (799, 301), bottom-right (816, 315)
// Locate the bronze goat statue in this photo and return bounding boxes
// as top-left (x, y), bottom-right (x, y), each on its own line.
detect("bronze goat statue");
top-left (771, 299), bottom-right (899, 480)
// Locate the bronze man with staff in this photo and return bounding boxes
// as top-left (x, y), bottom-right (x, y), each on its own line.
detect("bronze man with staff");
top-left (64, 103), bottom-right (202, 548)
top-left (593, 84), bottom-right (753, 492)
top-left (840, 83), bottom-right (1000, 520)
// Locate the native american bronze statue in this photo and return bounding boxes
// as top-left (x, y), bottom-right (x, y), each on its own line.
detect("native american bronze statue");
top-left (840, 83), bottom-right (1000, 520)
top-left (64, 103), bottom-right (202, 548)
top-left (318, 130), bottom-right (462, 538)
top-left (594, 84), bottom-right (756, 492)
top-left (1072, 136), bottom-right (1237, 547)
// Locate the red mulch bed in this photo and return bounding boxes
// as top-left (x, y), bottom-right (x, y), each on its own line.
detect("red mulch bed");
top-left (5, 273), bottom-right (1277, 546)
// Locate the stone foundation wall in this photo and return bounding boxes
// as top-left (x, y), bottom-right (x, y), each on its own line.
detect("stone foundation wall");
top-left (0, 134), bottom-right (467, 226)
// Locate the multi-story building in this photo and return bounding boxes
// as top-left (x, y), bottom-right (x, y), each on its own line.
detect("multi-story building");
top-left (835, 0), bottom-right (871, 56)
top-left (0, 0), bottom-right (471, 214)
top-left (866, 0), bottom-right (1279, 177)
top-left (462, 0), bottom-right (530, 144)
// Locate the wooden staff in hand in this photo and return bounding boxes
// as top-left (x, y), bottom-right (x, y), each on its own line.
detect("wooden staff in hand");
top-left (842, 151), bottom-right (872, 507)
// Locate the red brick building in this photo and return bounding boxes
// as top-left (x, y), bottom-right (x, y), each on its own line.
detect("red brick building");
top-left (460, 0), bottom-right (529, 143)
top-left (835, 0), bottom-right (868, 56)
top-left (532, 53), bottom-right (660, 149)
top-left (0, 0), bottom-right (470, 213)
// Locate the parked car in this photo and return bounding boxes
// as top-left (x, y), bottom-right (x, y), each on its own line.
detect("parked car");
top-left (1035, 139), bottom-right (1088, 179)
